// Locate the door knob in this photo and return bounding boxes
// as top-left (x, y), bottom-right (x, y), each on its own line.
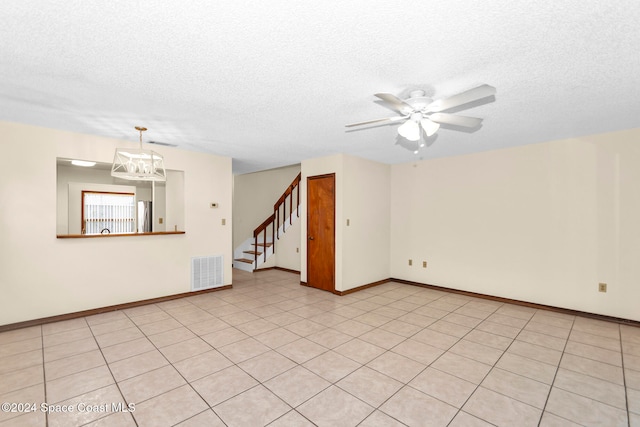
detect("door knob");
top-left (309, 236), bottom-right (314, 240)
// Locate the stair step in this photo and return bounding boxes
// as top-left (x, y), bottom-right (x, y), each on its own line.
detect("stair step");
top-left (253, 243), bottom-right (273, 247)
top-left (234, 258), bottom-right (254, 264)
top-left (243, 250), bottom-right (262, 255)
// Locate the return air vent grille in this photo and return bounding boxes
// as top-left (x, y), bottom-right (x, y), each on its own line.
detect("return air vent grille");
top-left (149, 140), bottom-right (178, 147)
top-left (191, 255), bottom-right (223, 291)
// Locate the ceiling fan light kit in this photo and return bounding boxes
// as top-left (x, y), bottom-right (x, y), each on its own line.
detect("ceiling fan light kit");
top-left (347, 84), bottom-right (496, 152)
top-left (398, 119), bottom-right (421, 141)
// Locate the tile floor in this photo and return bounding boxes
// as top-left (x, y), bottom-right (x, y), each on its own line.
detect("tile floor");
top-left (1, 269), bottom-right (639, 426)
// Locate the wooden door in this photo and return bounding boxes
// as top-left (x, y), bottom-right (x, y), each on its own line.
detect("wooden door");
top-left (307, 174), bottom-right (335, 292)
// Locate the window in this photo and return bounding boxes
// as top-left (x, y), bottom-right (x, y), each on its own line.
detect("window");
top-left (82, 191), bottom-right (135, 235)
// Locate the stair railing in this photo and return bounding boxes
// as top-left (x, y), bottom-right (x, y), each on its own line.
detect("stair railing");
top-left (252, 172), bottom-right (301, 265)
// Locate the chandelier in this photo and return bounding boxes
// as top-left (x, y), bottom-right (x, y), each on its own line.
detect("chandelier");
top-left (111, 126), bottom-right (166, 182)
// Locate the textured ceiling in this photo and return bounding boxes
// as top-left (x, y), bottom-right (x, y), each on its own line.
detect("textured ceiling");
top-left (1, 1), bottom-right (639, 174)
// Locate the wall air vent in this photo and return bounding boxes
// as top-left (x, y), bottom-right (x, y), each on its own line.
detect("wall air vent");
top-left (191, 255), bottom-right (223, 291)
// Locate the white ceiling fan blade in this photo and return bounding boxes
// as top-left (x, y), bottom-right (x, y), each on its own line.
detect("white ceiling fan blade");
top-left (398, 120), bottom-right (421, 141)
top-left (345, 115), bottom-right (407, 127)
top-left (427, 84), bottom-right (496, 112)
top-left (374, 93), bottom-right (414, 114)
top-left (429, 113), bottom-right (483, 128)
top-left (420, 118), bottom-right (440, 137)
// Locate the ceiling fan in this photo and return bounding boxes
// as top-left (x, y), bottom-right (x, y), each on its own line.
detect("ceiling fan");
top-left (346, 84), bottom-right (496, 143)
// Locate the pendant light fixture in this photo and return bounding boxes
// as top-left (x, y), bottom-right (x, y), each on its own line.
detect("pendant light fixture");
top-left (111, 126), bottom-right (166, 182)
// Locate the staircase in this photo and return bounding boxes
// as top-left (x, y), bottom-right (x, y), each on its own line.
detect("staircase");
top-left (233, 173), bottom-right (301, 272)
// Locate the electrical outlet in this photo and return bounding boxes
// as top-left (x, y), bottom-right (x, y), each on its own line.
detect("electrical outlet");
top-left (423, 261), bottom-right (427, 268)
top-left (408, 259), bottom-right (412, 266)
top-left (221, 218), bottom-right (226, 225)
top-left (159, 217), bottom-right (163, 224)
top-left (296, 247), bottom-right (299, 253)
top-left (347, 219), bottom-right (350, 226)
top-left (598, 283), bottom-right (607, 293)
top-left (210, 202), bottom-right (218, 208)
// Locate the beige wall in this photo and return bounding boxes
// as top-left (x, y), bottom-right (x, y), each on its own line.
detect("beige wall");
top-left (3, 119), bottom-right (638, 325)
top-left (232, 164), bottom-right (301, 250)
top-left (274, 219), bottom-right (301, 271)
top-left (342, 155), bottom-right (390, 290)
top-left (0, 121), bottom-right (232, 326)
top-left (165, 169), bottom-right (185, 233)
top-left (301, 154), bottom-right (391, 292)
top-left (390, 128), bottom-right (640, 321)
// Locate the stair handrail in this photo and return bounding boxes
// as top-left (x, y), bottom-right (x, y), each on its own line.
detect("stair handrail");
top-left (253, 213), bottom-right (276, 265)
top-left (274, 173), bottom-right (301, 239)
top-left (252, 172), bottom-right (302, 265)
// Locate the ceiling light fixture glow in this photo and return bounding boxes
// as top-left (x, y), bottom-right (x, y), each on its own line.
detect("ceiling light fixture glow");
top-left (71, 160), bottom-right (96, 167)
top-left (420, 118), bottom-right (440, 137)
top-left (398, 120), bottom-right (420, 141)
